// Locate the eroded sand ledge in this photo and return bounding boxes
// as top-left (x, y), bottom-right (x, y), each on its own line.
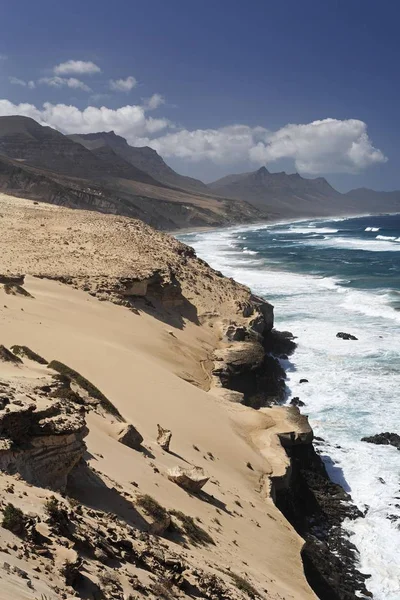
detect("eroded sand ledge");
top-left (0, 193), bottom-right (319, 599)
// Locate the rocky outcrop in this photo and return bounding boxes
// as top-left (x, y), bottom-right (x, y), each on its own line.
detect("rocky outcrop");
top-left (271, 418), bottom-right (372, 600)
top-left (0, 345), bottom-right (22, 364)
top-left (213, 309), bottom-right (293, 408)
top-left (0, 359), bottom-right (88, 490)
top-left (167, 466), bottom-right (209, 493)
top-left (361, 432), bottom-right (400, 450)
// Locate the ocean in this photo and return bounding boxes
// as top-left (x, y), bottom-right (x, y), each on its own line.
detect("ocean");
top-left (178, 214), bottom-right (400, 600)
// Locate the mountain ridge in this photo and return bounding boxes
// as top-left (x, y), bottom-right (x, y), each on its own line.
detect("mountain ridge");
top-left (68, 130), bottom-right (209, 193)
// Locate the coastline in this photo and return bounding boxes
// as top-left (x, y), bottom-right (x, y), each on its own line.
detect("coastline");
top-left (175, 215), bottom-right (400, 599)
top-left (170, 210), bottom-right (400, 236)
top-left (1, 193), bottom-right (397, 598)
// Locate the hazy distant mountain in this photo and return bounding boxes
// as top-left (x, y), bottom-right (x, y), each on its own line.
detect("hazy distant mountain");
top-left (68, 131), bottom-right (208, 193)
top-left (210, 166), bottom-right (342, 218)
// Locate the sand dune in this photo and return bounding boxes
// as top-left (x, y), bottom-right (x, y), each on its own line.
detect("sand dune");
top-left (0, 193), bottom-right (315, 599)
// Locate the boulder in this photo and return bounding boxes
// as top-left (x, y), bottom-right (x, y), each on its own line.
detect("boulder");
top-left (299, 378), bottom-right (309, 384)
top-left (290, 397), bottom-right (305, 407)
top-left (167, 466), bottom-right (209, 493)
top-left (336, 332), bottom-right (358, 341)
top-left (157, 424), bottom-right (172, 452)
top-left (116, 423), bottom-right (144, 451)
top-left (361, 432), bottom-right (400, 450)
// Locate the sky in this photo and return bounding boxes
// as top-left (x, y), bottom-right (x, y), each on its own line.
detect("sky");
top-left (0, 0), bottom-right (398, 191)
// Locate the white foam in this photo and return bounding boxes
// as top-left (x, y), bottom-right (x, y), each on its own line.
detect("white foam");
top-left (376, 234), bottom-right (400, 242)
top-left (300, 236), bottom-right (400, 252)
top-left (365, 227), bottom-right (380, 232)
top-left (272, 226), bottom-right (339, 235)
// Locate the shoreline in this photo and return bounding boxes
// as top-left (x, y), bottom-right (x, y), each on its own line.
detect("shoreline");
top-left (176, 216), bottom-right (400, 599)
top-left (170, 210), bottom-right (400, 236)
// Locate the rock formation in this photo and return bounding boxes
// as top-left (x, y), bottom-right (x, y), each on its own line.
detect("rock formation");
top-left (116, 423), bottom-right (144, 450)
top-left (167, 466), bottom-right (209, 493)
top-left (0, 353), bottom-right (88, 490)
top-left (157, 424), bottom-right (172, 451)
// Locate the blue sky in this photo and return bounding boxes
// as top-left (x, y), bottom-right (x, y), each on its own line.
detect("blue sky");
top-left (0, 0), bottom-right (398, 191)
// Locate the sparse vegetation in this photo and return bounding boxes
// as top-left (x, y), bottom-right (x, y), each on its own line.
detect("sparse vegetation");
top-left (246, 461), bottom-right (254, 470)
top-left (2, 503), bottom-right (27, 536)
top-left (98, 571), bottom-right (120, 588)
top-left (44, 495), bottom-right (70, 533)
top-left (11, 345), bottom-right (47, 364)
top-left (60, 559), bottom-right (79, 586)
top-left (151, 579), bottom-right (175, 599)
top-left (229, 572), bottom-right (259, 598)
top-left (137, 494), bottom-right (169, 523)
top-left (47, 360), bottom-right (123, 420)
top-left (170, 510), bottom-right (215, 546)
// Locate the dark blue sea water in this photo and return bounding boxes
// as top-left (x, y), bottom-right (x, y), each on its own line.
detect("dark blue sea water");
top-left (178, 214), bottom-right (400, 600)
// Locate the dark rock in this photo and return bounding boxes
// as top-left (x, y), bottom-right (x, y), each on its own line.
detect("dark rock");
top-left (361, 432), bottom-right (400, 450)
top-left (116, 423), bottom-right (144, 451)
top-left (299, 378), bottom-right (309, 384)
top-left (264, 329), bottom-right (297, 357)
top-left (274, 442), bottom-right (371, 600)
top-left (336, 332), bottom-right (358, 341)
top-left (290, 397), bottom-right (305, 407)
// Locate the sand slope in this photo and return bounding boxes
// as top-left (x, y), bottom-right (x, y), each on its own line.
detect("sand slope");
top-left (0, 193), bottom-right (316, 599)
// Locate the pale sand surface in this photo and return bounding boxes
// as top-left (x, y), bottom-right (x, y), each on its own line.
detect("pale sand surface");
top-left (0, 193), bottom-right (316, 599)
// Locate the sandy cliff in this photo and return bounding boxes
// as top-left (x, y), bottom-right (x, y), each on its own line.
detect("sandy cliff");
top-left (0, 193), bottom-right (316, 600)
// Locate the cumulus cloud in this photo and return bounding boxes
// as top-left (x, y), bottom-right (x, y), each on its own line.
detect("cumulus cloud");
top-left (0, 98), bottom-right (386, 174)
top-left (109, 76), bottom-right (137, 92)
top-left (0, 99), bottom-right (170, 140)
top-left (39, 77), bottom-right (91, 92)
top-left (147, 119), bottom-right (387, 174)
top-left (142, 93), bottom-right (165, 110)
top-left (53, 60), bottom-right (101, 76)
top-left (9, 77), bottom-right (36, 89)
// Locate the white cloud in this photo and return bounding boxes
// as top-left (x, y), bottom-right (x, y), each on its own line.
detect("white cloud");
top-left (143, 93), bottom-right (165, 110)
top-left (0, 99), bottom-right (170, 140)
top-left (146, 119), bottom-right (387, 174)
top-left (39, 77), bottom-right (91, 92)
top-left (53, 60), bottom-right (101, 76)
top-left (0, 99), bottom-right (386, 175)
top-left (109, 76), bottom-right (137, 92)
top-left (9, 77), bottom-right (36, 89)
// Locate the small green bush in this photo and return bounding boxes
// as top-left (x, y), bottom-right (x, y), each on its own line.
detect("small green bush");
top-left (2, 503), bottom-right (26, 536)
top-left (137, 494), bottom-right (168, 523)
top-left (47, 360), bottom-right (123, 420)
top-left (170, 510), bottom-right (214, 546)
top-left (11, 345), bottom-right (47, 365)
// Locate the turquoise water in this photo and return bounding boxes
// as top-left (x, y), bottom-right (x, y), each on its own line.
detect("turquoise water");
top-left (178, 214), bottom-right (400, 600)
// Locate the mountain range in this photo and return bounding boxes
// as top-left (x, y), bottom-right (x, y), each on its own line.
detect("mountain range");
top-left (0, 115), bottom-right (398, 229)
